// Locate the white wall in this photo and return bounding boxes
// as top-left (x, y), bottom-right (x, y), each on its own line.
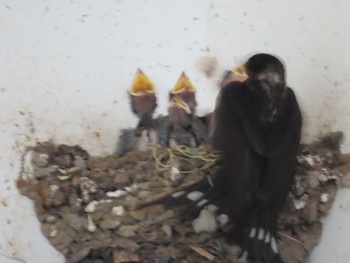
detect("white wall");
top-left (207, 0), bottom-right (350, 150)
top-left (0, 1), bottom-right (349, 262)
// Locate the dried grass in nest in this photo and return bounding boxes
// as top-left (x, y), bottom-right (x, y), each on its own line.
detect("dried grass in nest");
top-left (16, 132), bottom-right (349, 263)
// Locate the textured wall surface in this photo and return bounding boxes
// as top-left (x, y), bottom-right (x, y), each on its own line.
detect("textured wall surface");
top-left (0, 1), bottom-right (349, 262)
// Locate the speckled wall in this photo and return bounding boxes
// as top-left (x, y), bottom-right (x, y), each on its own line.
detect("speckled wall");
top-left (0, 0), bottom-right (349, 262)
top-left (206, 0), bottom-right (350, 152)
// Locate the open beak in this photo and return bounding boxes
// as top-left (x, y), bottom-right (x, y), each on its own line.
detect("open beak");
top-left (171, 72), bottom-right (196, 94)
top-left (171, 95), bottom-right (191, 114)
top-left (232, 64), bottom-right (249, 82)
top-left (129, 69), bottom-right (155, 96)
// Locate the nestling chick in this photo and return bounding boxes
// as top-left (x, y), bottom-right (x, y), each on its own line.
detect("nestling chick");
top-left (129, 68), bottom-right (157, 131)
top-left (163, 74), bottom-right (207, 147)
top-left (116, 69), bottom-right (160, 155)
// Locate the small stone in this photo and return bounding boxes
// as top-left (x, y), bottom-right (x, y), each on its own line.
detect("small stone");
top-left (318, 173), bottom-right (328, 183)
top-left (85, 200), bottom-right (99, 213)
top-left (74, 156), bottom-right (86, 168)
top-left (57, 175), bottom-right (70, 181)
top-left (117, 225), bottom-right (138, 237)
top-left (67, 166), bottom-right (83, 174)
top-left (44, 215), bottom-right (58, 224)
top-left (124, 196), bottom-right (140, 209)
top-left (63, 213), bottom-right (86, 231)
top-left (57, 168), bottom-right (68, 174)
top-left (32, 152), bottom-right (49, 167)
top-left (111, 206), bottom-right (125, 216)
top-left (52, 191), bottom-right (66, 206)
top-left (136, 190), bottom-right (151, 199)
top-left (161, 224), bottom-right (172, 238)
top-left (306, 172), bottom-right (320, 188)
top-left (124, 183), bottom-right (138, 193)
top-left (34, 165), bottom-right (58, 178)
top-left (98, 215), bottom-right (121, 230)
top-left (303, 197), bottom-right (319, 223)
top-left (113, 250), bottom-right (141, 262)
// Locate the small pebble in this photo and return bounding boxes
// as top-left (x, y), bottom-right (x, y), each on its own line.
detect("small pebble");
top-left (111, 206), bottom-right (125, 216)
top-left (85, 200), bottom-right (99, 213)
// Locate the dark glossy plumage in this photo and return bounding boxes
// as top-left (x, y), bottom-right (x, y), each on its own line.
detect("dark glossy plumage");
top-left (210, 54), bottom-right (302, 262)
top-left (140, 54), bottom-right (301, 263)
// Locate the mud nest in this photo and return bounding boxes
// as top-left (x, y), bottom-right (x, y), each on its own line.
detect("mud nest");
top-left (17, 132), bottom-right (350, 263)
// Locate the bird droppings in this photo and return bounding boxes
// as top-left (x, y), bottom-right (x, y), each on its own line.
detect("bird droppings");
top-left (106, 189), bottom-right (127, 198)
top-left (111, 206), bottom-right (125, 216)
top-left (84, 200), bottom-right (99, 213)
top-left (49, 227), bottom-right (58, 238)
top-left (294, 197), bottom-right (308, 210)
top-left (320, 193), bottom-right (329, 203)
top-left (87, 215), bottom-right (97, 232)
top-left (170, 166), bottom-right (182, 182)
top-left (16, 132), bottom-right (350, 263)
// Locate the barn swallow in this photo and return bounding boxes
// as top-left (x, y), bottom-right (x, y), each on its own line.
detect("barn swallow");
top-left (128, 69), bottom-right (157, 132)
top-left (210, 54), bottom-right (301, 262)
top-left (166, 95), bottom-right (197, 148)
top-left (219, 64), bottom-right (249, 88)
top-left (163, 84), bottom-right (207, 148)
top-left (116, 69), bottom-right (159, 155)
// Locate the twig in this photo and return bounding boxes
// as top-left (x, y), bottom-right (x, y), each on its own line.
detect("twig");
top-left (277, 231), bottom-right (308, 250)
top-left (189, 245), bottom-right (216, 261)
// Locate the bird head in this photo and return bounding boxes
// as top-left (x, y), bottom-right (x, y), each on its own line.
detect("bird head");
top-left (219, 65), bottom-right (249, 87)
top-left (245, 53), bottom-right (287, 122)
top-left (170, 72), bottom-right (197, 112)
top-left (244, 53), bottom-right (286, 88)
top-left (232, 64), bottom-right (249, 82)
top-left (171, 72), bottom-right (196, 94)
top-left (128, 69), bottom-right (157, 118)
top-left (129, 68), bottom-right (156, 96)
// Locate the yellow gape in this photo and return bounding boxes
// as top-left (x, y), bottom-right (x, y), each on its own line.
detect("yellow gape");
top-left (232, 64), bottom-right (249, 82)
top-left (171, 72), bottom-right (196, 94)
top-left (171, 95), bottom-right (191, 114)
top-left (129, 68), bottom-right (155, 96)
